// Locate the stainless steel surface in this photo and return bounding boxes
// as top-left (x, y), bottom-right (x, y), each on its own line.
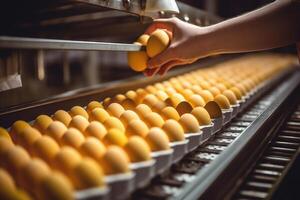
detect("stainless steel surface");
top-left (0, 36), bottom-right (144, 51)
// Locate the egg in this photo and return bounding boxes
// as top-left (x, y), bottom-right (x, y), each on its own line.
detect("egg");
top-left (10, 120), bottom-right (31, 143)
top-left (113, 94), bottom-right (126, 104)
top-left (38, 172), bottom-right (73, 200)
top-left (135, 104), bottom-right (152, 118)
top-left (69, 115), bottom-right (89, 133)
top-left (17, 127), bottom-right (41, 154)
top-left (84, 121), bottom-right (107, 140)
top-left (176, 101), bottom-right (193, 116)
top-left (20, 158), bottom-right (50, 195)
top-left (162, 120), bottom-right (185, 142)
top-left (145, 85), bottom-right (158, 94)
top-left (179, 114), bottom-right (200, 133)
top-left (100, 145), bottom-right (130, 174)
top-left (32, 136), bottom-right (60, 164)
top-left (143, 94), bottom-right (159, 108)
top-left (152, 101), bottom-right (167, 113)
top-left (165, 87), bottom-right (177, 96)
top-left (90, 108), bottom-right (110, 123)
top-left (125, 90), bottom-right (138, 102)
top-left (1, 146), bottom-right (30, 182)
top-left (181, 89), bottom-right (194, 99)
top-left (191, 107), bottom-right (212, 125)
top-left (124, 136), bottom-right (151, 162)
top-left (103, 117), bottom-right (125, 133)
top-left (136, 34), bottom-right (149, 45)
top-left (0, 168), bottom-right (16, 196)
top-left (0, 138), bottom-right (14, 158)
top-left (135, 88), bottom-right (148, 103)
top-left (208, 87), bottom-right (221, 97)
top-left (121, 98), bottom-right (136, 110)
top-left (160, 106), bottom-right (180, 121)
top-left (46, 121), bottom-right (67, 142)
top-left (0, 127), bottom-right (12, 142)
top-left (61, 128), bottom-right (85, 148)
top-left (72, 158), bottom-right (105, 189)
top-left (69, 106), bottom-right (89, 120)
top-left (33, 115), bottom-right (53, 133)
top-left (204, 101), bottom-right (223, 118)
top-left (199, 81), bottom-right (211, 90)
top-left (80, 137), bottom-right (106, 160)
top-left (223, 90), bottom-right (237, 105)
top-left (103, 128), bottom-right (128, 147)
top-left (188, 94), bottom-right (205, 107)
top-left (144, 112), bottom-right (165, 128)
top-left (120, 110), bottom-right (140, 127)
top-left (197, 90), bottom-right (214, 103)
top-left (215, 83), bottom-right (227, 92)
top-left (145, 127), bottom-right (170, 151)
top-left (127, 42), bottom-right (149, 72)
top-left (236, 84), bottom-right (247, 96)
top-left (54, 146), bottom-right (81, 176)
top-left (102, 97), bottom-right (112, 108)
top-left (146, 29), bottom-right (170, 57)
top-left (86, 101), bottom-right (103, 114)
top-left (155, 91), bottom-right (169, 101)
top-left (106, 103), bottom-right (125, 118)
top-left (214, 94), bottom-right (231, 109)
top-left (154, 83), bottom-right (165, 90)
top-left (126, 119), bottom-right (149, 137)
top-left (229, 87), bottom-right (242, 100)
top-left (53, 110), bottom-right (72, 126)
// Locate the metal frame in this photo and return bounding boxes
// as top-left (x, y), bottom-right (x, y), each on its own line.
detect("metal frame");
top-left (174, 71), bottom-right (300, 200)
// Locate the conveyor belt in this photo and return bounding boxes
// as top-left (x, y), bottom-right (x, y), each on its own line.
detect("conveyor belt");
top-left (132, 71), bottom-right (300, 200)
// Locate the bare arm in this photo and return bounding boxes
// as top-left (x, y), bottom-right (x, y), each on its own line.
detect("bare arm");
top-left (144, 0), bottom-right (300, 76)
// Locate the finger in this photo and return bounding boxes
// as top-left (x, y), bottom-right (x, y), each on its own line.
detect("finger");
top-left (144, 19), bottom-right (174, 35)
top-left (143, 67), bottom-right (161, 77)
top-left (147, 48), bottom-right (174, 69)
top-left (158, 60), bottom-right (185, 76)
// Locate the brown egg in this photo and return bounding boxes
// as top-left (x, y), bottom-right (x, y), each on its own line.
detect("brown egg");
top-left (120, 110), bottom-right (140, 127)
top-left (103, 128), bottom-right (128, 147)
top-left (34, 115), bottom-right (53, 133)
top-left (127, 43), bottom-right (149, 72)
top-left (155, 91), bottom-right (169, 101)
top-left (17, 127), bottom-right (41, 154)
top-left (181, 89), bottom-right (194, 99)
top-left (53, 110), bottom-right (72, 126)
top-left (136, 34), bottom-right (149, 45)
top-left (80, 137), bottom-right (106, 160)
top-left (2, 146), bottom-right (30, 182)
top-left (199, 81), bottom-right (211, 90)
top-left (20, 158), bottom-right (50, 195)
top-left (143, 94), bottom-right (159, 108)
top-left (145, 85), bottom-right (158, 94)
top-left (168, 93), bottom-right (185, 107)
top-left (144, 112), bottom-right (165, 128)
top-left (46, 121), bottom-right (68, 142)
top-left (188, 94), bottom-right (205, 107)
top-left (0, 127), bottom-right (12, 142)
top-left (10, 120), bottom-right (31, 143)
top-left (124, 136), bottom-right (151, 162)
top-left (69, 115), bottom-right (89, 133)
top-left (135, 88), bottom-right (148, 103)
top-left (190, 85), bottom-right (202, 94)
top-left (215, 83), bottom-right (227, 92)
top-left (113, 94), bottom-right (126, 104)
top-left (223, 90), bottom-right (237, 105)
top-left (54, 146), bottom-right (81, 176)
top-left (146, 29), bottom-right (170, 57)
top-left (198, 90), bottom-right (214, 103)
top-left (126, 120), bottom-right (149, 137)
top-left (236, 84), bottom-right (247, 96)
top-left (135, 104), bottom-right (152, 119)
top-left (72, 158), bottom-right (105, 189)
top-left (160, 106), bottom-right (180, 121)
top-left (103, 117), bottom-right (125, 133)
top-left (208, 87), bottom-right (221, 97)
top-left (145, 128), bottom-right (170, 151)
top-left (86, 101), bottom-right (103, 114)
top-left (100, 145), bottom-right (130, 174)
top-left (179, 114), bottom-right (200, 133)
top-left (214, 94), bottom-right (231, 109)
top-left (204, 101), bottom-right (223, 118)
top-left (38, 172), bottom-right (73, 200)
top-left (106, 103), bottom-right (125, 118)
top-left (90, 108), bottom-right (110, 123)
top-left (0, 168), bottom-right (16, 195)
top-left (229, 87), bottom-right (242, 100)
top-left (102, 97), bottom-right (112, 108)
top-left (191, 107), bottom-right (212, 125)
top-left (162, 120), bottom-right (185, 142)
top-left (176, 101), bottom-right (193, 116)
top-left (84, 121), bottom-right (107, 140)
top-left (121, 98), bottom-right (136, 110)
top-left (61, 128), bottom-right (85, 148)
top-left (33, 136), bottom-right (60, 164)
top-left (69, 106), bottom-right (89, 120)
top-left (0, 138), bottom-right (14, 158)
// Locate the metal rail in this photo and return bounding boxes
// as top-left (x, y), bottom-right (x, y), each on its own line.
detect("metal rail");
top-left (0, 36), bottom-right (143, 51)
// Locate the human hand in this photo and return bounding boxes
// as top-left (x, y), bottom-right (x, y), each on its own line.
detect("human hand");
top-left (144, 17), bottom-right (214, 76)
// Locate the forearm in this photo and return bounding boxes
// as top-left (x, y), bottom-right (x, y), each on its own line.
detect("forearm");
top-left (205, 0), bottom-right (300, 54)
